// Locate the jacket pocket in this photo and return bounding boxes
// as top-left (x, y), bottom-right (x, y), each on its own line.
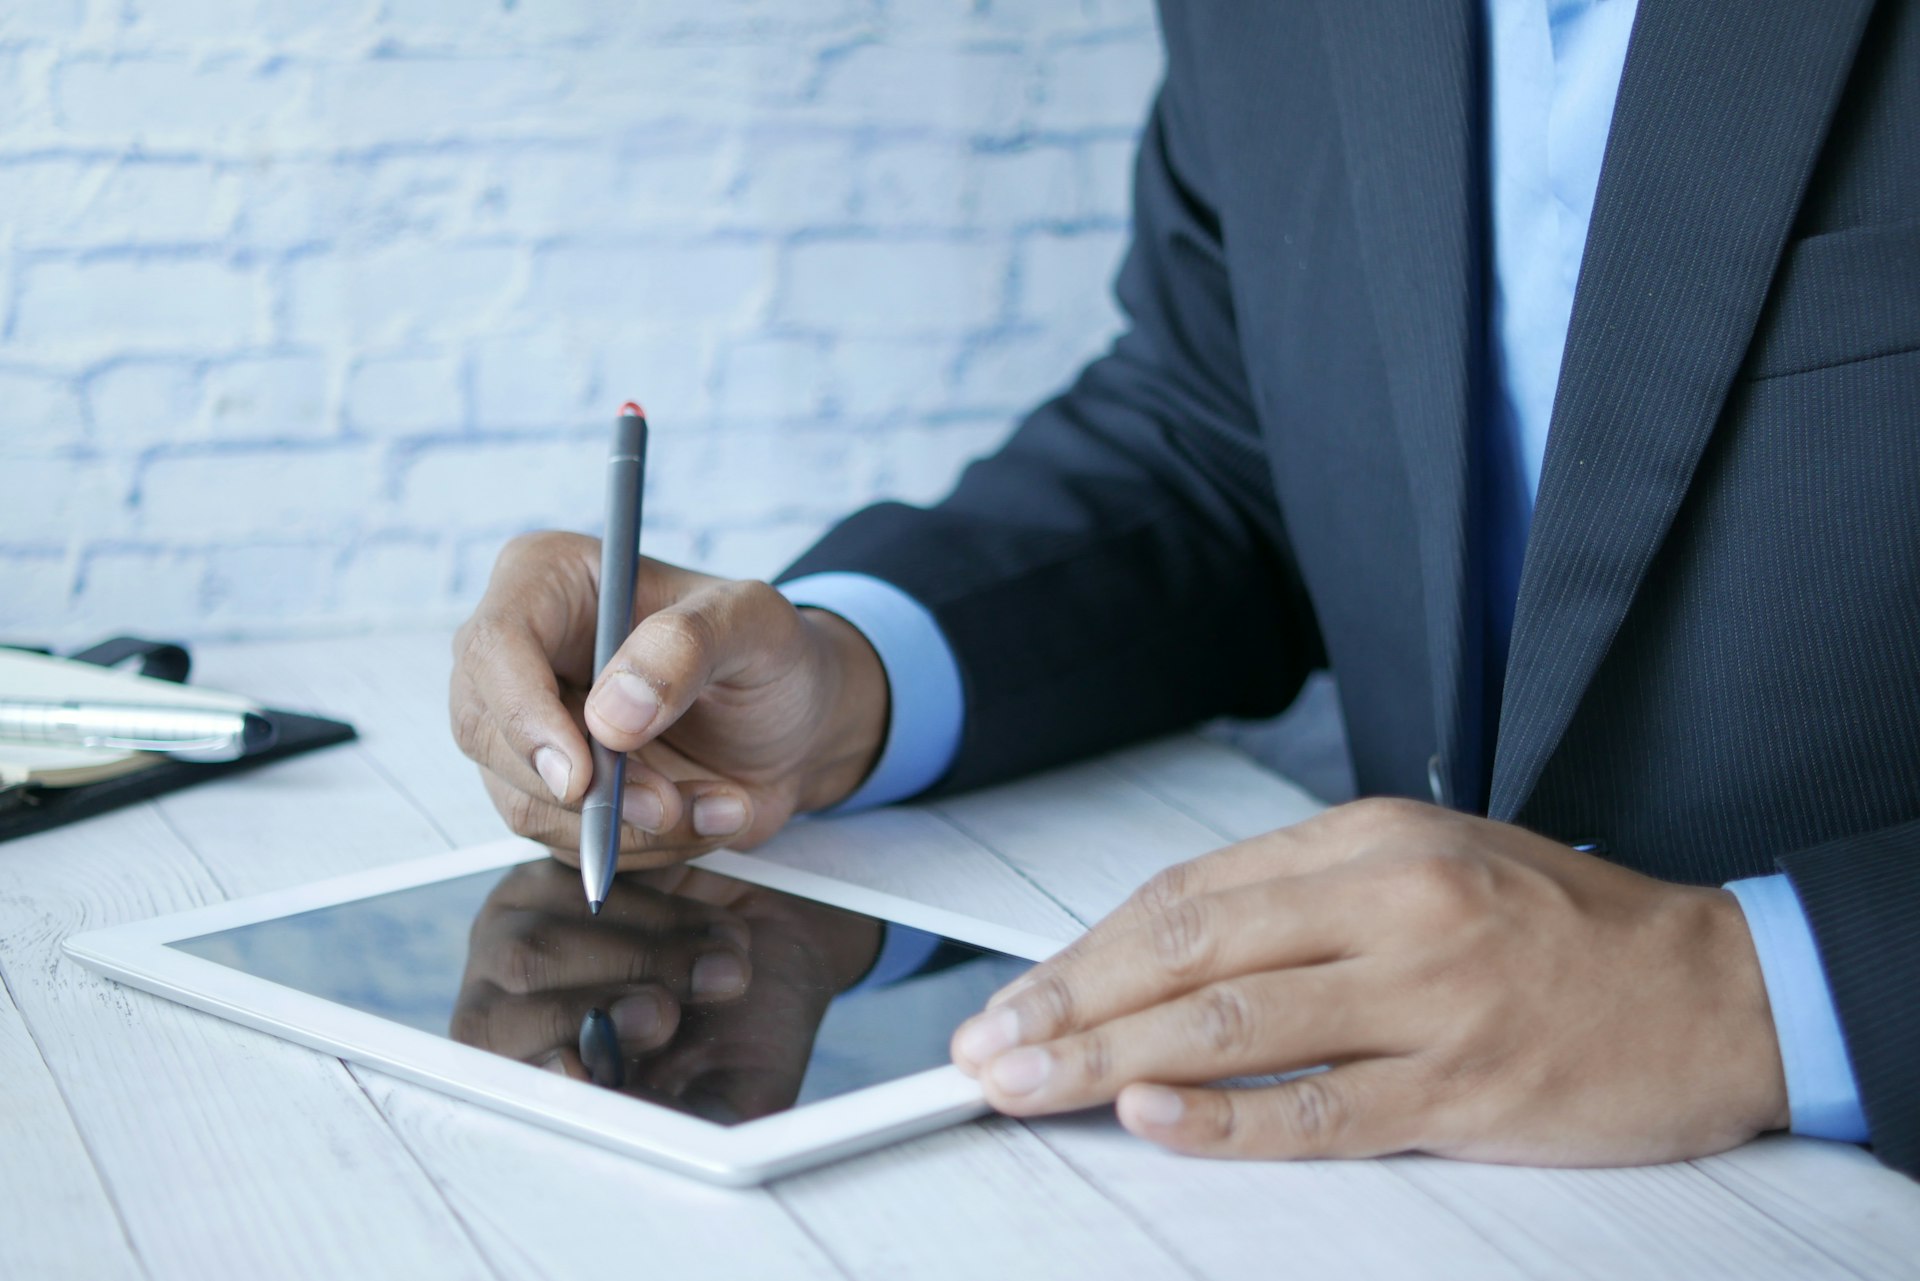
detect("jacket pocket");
top-left (1743, 216), bottom-right (1920, 380)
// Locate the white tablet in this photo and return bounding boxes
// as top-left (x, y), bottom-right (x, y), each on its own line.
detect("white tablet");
top-left (63, 837), bottom-right (1061, 1186)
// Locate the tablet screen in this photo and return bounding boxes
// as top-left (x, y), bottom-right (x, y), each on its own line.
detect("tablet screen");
top-left (170, 858), bottom-right (1030, 1126)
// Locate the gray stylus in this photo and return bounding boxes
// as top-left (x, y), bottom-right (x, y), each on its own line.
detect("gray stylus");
top-left (579, 1007), bottom-right (624, 1089)
top-left (579, 403), bottom-right (648, 914)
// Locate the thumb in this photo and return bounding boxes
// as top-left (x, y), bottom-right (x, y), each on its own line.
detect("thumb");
top-left (583, 578), bottom-right (805, 753)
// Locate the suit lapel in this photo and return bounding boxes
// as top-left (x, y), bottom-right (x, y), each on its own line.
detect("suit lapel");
top-left (1489, 0), bottom-right (1875, 821)
top-left (1313, 0), bottom-right (1487, 808)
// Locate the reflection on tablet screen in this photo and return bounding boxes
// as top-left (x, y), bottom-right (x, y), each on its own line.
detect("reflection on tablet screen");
top-left (171, 859), bottom-right (1030, 1125)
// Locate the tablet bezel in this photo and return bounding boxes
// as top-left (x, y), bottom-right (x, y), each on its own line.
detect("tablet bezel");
top-left (62, 837), bottom-right (1066, 1186)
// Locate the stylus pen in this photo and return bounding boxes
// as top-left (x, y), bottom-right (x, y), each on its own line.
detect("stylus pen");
top-left (579, 1007), bottom-right (624, 1089)
top-left (579, 402), bottom-right (649, 914)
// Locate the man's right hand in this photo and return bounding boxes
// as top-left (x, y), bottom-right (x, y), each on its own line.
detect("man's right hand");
top-left (450, 531), bottom-right (890, 868)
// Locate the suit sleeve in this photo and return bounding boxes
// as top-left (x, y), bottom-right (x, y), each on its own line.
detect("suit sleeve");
top-left (1779, 821), bottom-right (1920, 1176)
top-left (779, 79), bottom-right (1321, 795)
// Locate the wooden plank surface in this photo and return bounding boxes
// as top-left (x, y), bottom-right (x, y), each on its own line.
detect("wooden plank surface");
top-left (1026, 1111), bottom-right (1534, 1281)
top-left (1388, 1156), bottom-right (1870, 1281)
top-left (0, 960), bottom-right (142, 1281)
top-left (752, 808), bottom-right (1085, 942)
top-left (772, 1118), bottom-right (1196, 1281)
top-left (0, 807), bottom-right (494, 1281)
top-left (3, 628), bottom-right (1915, 1281)
top-left (1105, 735), bottom-right (1329, 843)
top-left (929, 759), bottom-right (1232, 926)
top-left (352, 1069), bottom-right (847, 1281)
top-left (190, 633), bottom-right (501, 848)
top-left (1696, 1138), bottom-right (1920, 1280)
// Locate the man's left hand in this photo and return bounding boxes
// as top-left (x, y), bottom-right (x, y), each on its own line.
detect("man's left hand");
top-left (951, 799), bottom-right (1790, 1166)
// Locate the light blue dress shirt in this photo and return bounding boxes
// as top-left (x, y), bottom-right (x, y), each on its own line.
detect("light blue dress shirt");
top-left (782, 0), bottom-right (1870, 1139)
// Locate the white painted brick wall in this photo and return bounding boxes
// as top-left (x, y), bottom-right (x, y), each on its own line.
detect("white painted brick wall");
top-left (0, 0), bottom-right (1159, 644)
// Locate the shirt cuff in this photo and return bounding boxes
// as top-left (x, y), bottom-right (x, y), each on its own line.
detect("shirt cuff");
top-left (1725, 873), bottom-right (1870, 1143)
top-left (778, 572), bottom-right (964, 812)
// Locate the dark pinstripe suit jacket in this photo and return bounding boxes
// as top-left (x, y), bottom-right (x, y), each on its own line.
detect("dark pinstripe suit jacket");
top-left (786, 0), bottom-right (1920, 1175)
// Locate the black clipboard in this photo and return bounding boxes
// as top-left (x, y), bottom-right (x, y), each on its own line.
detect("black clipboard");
top-left (0, 638), bottom-right (357, 846)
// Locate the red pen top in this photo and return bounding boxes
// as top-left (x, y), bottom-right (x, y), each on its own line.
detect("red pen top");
top-left (619, 401), bottom-right (646, 419)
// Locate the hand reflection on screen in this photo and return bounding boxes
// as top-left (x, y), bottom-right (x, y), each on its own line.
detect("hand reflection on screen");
top-left (450, 857), bottom-right (883, 1122)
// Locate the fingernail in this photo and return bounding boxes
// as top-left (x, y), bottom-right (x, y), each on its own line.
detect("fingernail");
top-left (622, 785), bottom-right (667, 833)
top-left (1128, 1085), bottom-right (1185, 1127)
top-left (692, 793), bottom-right (747, 838)
top-left (691, 951), bottom-right (748, 999)
top-left (955, 1007), bottom-right (1021, 1064)
top-left (532, 747), bottom-right (571, 801)
top-left (608, 991), bottom-right (665, 1044)
top-left (987, 1046), bottom-right (1051, 1096)
top-left (594, 671), bottom-right (660, 736)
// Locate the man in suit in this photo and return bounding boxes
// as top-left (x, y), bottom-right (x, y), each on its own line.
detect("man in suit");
top-left (450, 0), bottom-right (1919, 1175)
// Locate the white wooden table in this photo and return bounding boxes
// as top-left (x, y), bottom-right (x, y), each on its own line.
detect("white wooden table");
top-left (5, 631), bottom-right (1917, 1281)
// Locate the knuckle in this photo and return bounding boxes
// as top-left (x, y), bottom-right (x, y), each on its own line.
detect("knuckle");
top-left (616, 825), bottom-right (694, 864)
top-left (1074, 1029), bottom-right (1114, 1086)
top-left (500, 530), bottom-right (545, 561)
top-left (453, 612), bottom-right (503, 675)
top-left (1281, 1076), bottom-right (1345, 1150)
top-left (1397, 849), bottom-right (1491, 923)
top-left (1193, 984), bottom-right (1256, 1054)
top-left (450, 616), bottom-right (476, 664)
top-left (1024, 974), bottom-right (1080, 1036)
top-left (645, 608), bottom-right (713, 663)
top-left (499, 529), bottom-right (571, 569)
top-left (494, 699), bottom-right (542, 755)
top-left (1136, 862), bottom-right (1196, 917)
top-left (498, 785), bottom-right (552, 841)
top-left (494, 928), bottom-right (554, 996)
top-left (1148, 896), bottom-right (1214, 980)
top-left (450, 697), bottom-right (489, 761)
top-left (540, 1005), bottom-right (583, 1054)
top-left (730, 577), bottom-right (785, 618)
top-left (1194, 1091), bottom-right (1241, 1147)
top-left (1347, 795), bottom-right (1428, 834)
top-left (617, 945), bottom-right (668, 986)
top-left (734, 580), bottom-right (803, 653)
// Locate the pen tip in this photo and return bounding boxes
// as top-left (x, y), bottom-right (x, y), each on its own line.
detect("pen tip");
top-left (589, 899), bottom-right (603, 916)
